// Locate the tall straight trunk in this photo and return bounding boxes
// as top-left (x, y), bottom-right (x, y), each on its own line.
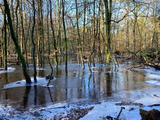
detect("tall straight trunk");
top-left (15, 0), bottom-right (19, 46)
top-left (93, 0), bottom-right (96, 49)
top-left (133, 1), bottom-right (137, 54)
top-left (75, 0), bottom-right (83, 65)
top-left (31, 0), bottom-right (37, 82)
top-left (126, 2), bottom-right (130, 50)
top-left (101, 2), bottom-right (105, 62)
top-left (57, 0), bottom-right (62, 55)
top-left (103, 0), bottom-right (112, 63)
top-left (4, 13), bottom-right (7, 70)
top-left (11, 0), bottom-right (14, 24)
top-left (4, 0), bottom-right (31, 84)
top-left (20, 0), bottom-right (28, 66)
top-left (49, 0), bottom-right (58, 66)
top-left (82, 0), bottom-right (86, 50)
top-left (92, 0), bottom-right (96, 66)
top-left (126, 19), bottom-right (129, 50)
top-left (37, 0), bottom-right (44, 68)
top-left (0, 31), bottom-right (2, 67)
top-left (47, 1), bottom-right (50, 56)
top-left (47, 0), bottom-right (54, 86)
top-left (15, 0), bottom-right (20, 63)
top-left (133, 15), bottom-right (137, 54)
top-left (62, 0), bottom-right (68, 74)
top-left (98, 0), bottom-right (102, 62)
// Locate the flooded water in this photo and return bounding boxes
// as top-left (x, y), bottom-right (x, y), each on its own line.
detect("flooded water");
top-left (0, 63), bottom-right (154, 110)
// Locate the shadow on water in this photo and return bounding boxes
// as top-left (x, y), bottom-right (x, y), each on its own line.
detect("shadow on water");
top-left (0, 63), bottom-right (148, 109)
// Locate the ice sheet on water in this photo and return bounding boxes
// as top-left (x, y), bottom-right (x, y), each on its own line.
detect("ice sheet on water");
top-left (0, 67), bottom-right (15, 74)
top-left (135, 96), bottom-right (160, 106)
top-left (143, 67), bottom-right (160, 80)
top-left (132, 66), bottom-right (160, 80)
top-left (144, 67), bottom-right (160, 74)
top-left (3, 77), bottom-right (54, 89)
top-left (146, 74), bottom-right (160, 80)
top-left (146, 80), bottom-right (160, 86)
top-left (28, 65), bottom-right (46, 71)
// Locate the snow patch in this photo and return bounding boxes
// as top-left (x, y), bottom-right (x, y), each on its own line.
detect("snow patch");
top-left (146, 80), bottom-right (160, 86)
top-left (81, 102), bottom-right (142, 120)
top-left (0, 67), bottom-right (15, 74)
top-left (3, 77), bottom-right (54, 89)
top-left (146, 74), bottom-right (160, 80)
top-left (0, 103), bottom-right (93, 120)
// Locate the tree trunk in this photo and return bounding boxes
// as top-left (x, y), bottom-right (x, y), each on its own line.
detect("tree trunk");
top-left (4, 0), bottom-right (31, 84)
top-left (57, 0), bottom-right (62, 56)
top-left (20, 0), bottom-right (28, 66)
top-left (103, 0), bottom-right (112, 63)
top-left (4, 13), bottom-right (7, 70)
top-left (31, 0), bottom-right (37, 82)
top-left (62, 0), bottom-right (68, 74)
top-left (49, 0), bottom-right (59, 66)
top-left (75, 0), bottom-right (83, 66)
top-left (37, 0), bottom-right (44, 68)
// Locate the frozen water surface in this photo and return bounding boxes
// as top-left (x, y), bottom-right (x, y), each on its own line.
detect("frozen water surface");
top-left (0, 64), bottom-right (160, 119)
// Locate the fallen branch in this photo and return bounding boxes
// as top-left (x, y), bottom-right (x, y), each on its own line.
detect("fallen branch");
top-left (105, 107), bottom-right (125, 120)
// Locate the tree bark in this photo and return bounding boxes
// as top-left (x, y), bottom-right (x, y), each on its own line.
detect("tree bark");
top-left (75, 0), bottom-right (83, 66)
top-left (4, 13), bottom-right (7, 70)
top-left (103, 0), bottom-right (112, 63)
top-left (31, 0), bottom-right (37, 82)
top-left (49, 0), bottom-right (59, 66)
top-left (37, 0), bottom-right (44, 68)
top-left (62, 0), bottom-right (68, 74)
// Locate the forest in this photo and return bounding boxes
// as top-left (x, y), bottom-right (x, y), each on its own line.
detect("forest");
top-left (0, 0), bottom-right (160, 120)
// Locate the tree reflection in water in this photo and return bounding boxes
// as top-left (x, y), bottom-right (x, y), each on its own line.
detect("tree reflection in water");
top-left (106, 72), bottom-right (112, 97)
top-left (34, 85), bottom-right (37, 106)
top-left (23, 86), bottom-right (31, 108)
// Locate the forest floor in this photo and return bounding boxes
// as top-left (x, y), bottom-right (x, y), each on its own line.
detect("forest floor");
top-left (1, 63), bottom-right (160, 120)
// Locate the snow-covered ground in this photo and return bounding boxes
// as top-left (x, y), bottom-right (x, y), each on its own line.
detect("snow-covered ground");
top-left (0, 92), bottom-right (160, 120)
top-left (0, 102), bottom-right (94, 120)
top-left (81, 87), bottom-right (160, 120)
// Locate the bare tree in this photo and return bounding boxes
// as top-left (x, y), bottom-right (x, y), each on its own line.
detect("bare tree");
top-left (4, 0), bottom-right (31, 84)
top-left (31, 0), bottom-right (37, 82)
top-left (103, 0), bottom-right (112, 63)
top-left (62, 0), bottom-right (68, 74)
